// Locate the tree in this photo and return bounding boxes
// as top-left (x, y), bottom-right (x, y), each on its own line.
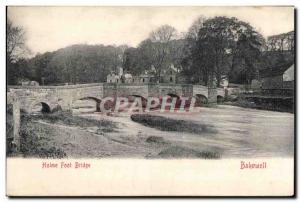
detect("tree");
top-left (267, 31), bottom-right (294, 52)
top-left (184, 16), bottom-right (264, 86)
top-left (7, 19), bottom-right (30, 84)
top-left (33, 44), bottom-right (127, 84)
top-left (7, 19), bottom-right (29, 64)
top-left (28, 52), bottom-right (54, 84)
top-left (232, 26), bottom-right (265, 85)
top-left (123, 47), bottom-right (143, 74)
top-left (181, 16), bottom-right (207, 84)
top-left (149, 25), bottom-right (177, 43)
top-left (168, 39), bottom-right (186, 73)
top-left (135, 25), bottom-right (178, 82)
top-left (123, 37), bottom-right (185, 79)
top-left (185, 15), bottom-right (206, 41)
top-left (7, 59), bottom-right (30, 85)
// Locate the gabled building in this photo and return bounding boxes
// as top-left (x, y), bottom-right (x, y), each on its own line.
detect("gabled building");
top-left (259, 63), bottom-right (294, 89)
top-left (106, 64), bottom-right (180, 84)
top-left (106, 72), bottom-right (121, 83)
top-left (132, 69), bottom-right (156, 84)
top-left (160, 64), bottom-right (177, 83)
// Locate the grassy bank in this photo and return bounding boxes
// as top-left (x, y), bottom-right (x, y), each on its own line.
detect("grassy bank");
top-left (131, 114), bottom-right (217, 135)
top-left (31, 111), bottom-right (118, 132)
top-left (7, 111), bottom-right (118, 158)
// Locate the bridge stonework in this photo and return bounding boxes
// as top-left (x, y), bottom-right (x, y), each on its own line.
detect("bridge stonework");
top-left (8, 83), bottom-right (225, 113)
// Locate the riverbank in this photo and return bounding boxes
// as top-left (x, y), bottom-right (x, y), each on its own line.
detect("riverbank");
top-left (223, 96), bottom-right (294, 113)
top-left (6, 111), bottom-right (119, 158)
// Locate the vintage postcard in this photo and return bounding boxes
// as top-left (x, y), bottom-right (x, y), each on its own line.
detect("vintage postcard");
top-left (6, 6), bottom-right (295, 196)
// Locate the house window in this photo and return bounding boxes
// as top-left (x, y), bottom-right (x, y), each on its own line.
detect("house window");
top-left (116, 79), bottom-right (119, 83)
top-left (142, 78), bottom-right (145, 83)
top-left (170, 77), bottom-right (173, 82)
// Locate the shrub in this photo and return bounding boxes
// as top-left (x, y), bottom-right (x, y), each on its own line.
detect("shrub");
top-left (157, 146), bottom-right (221, 159)
top-left (131, 114), bottom-right (216, 135)
top-left (146, 136), bottom-right (168, 144)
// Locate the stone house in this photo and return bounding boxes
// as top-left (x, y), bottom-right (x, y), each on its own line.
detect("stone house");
top-left (133, 71), bottom-right (156, 84)
top-left (107, 64), bottom-right (179, 84)
top-left (160, 64), bottom-right (177, 83)
top-left (259, 63), bottom-right (294, 89)
top-left (106, 72), bottom-right (121, 83)
top-left (107, 66), bottom-right (135, 84)
top-left (122, 73), bottom-right (133, 83)
top-left (133, 64), bottom-right (178, 84)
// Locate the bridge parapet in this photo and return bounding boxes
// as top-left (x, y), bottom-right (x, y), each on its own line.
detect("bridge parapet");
top-left (7, 83), bottom-right (220, 113)
top-left (158, 84), bottom-right (193, 97)
top-left (193, 85), bottom-right (209, 98)
top-left (103, 83), bottom-right (150, 98)
top-left (8, 83), bottom-right (104, 112)
top-left (7, 83), bottom-right (104, 90)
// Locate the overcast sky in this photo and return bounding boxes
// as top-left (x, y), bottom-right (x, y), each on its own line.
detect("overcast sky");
top-left (8, 6), bottom-right (294, 55)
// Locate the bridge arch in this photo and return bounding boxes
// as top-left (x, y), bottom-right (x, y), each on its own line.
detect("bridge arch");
top-left (73, 97), bottom-right (102, 112)
top-left (217, 95), bottom-right (224, 103)
top-left (217, 88), bottom-right (225, 98)
top-left (166, 93), bottom-right (180, 99)
top-left (129, 94), bottom-right (147, 101)
top-left (194, 94), bottom-right (208, 106)
top-left (127, 95), bottom-right (147, 108)
top-left (41, 102), bottom-right (51, 113)
top-left (31, 101), bottom-right (56, 113)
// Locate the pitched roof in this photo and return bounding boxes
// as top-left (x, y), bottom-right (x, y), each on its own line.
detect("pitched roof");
top-left (259, 62), bottom-right (294, 78)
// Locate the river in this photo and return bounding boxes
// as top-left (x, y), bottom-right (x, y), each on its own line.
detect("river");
top-left (70, 105), bottom-right (294, 158)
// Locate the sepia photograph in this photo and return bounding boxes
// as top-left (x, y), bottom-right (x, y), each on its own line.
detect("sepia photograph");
top-left (6, 6), bottom-right (295, 196)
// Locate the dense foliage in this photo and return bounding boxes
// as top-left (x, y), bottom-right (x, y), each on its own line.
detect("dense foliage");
top-left (8, 45), bottom-right (127, 85)
top-left (7, 16), bottom-right (294, 86)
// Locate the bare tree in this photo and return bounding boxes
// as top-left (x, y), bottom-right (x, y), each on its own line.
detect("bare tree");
top-left (7, 19), bottom-right (29, 64)
top-left (149, 25), bottom-right (177, 43)
top-left (186, 15), bottom-right (206, 40)
top-left (147, 25), bottom-right (178, 82)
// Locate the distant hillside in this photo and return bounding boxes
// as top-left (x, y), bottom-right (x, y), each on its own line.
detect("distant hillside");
top-left (26, 44), bottom-right (128, 85)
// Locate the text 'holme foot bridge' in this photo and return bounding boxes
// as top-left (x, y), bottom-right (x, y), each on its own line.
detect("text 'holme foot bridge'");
top-left (7, 83), bottom-right (225, 114)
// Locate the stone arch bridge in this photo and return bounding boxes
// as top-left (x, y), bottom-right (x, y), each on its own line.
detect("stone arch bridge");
top-left (7, 83), bottom-right (225, 113)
